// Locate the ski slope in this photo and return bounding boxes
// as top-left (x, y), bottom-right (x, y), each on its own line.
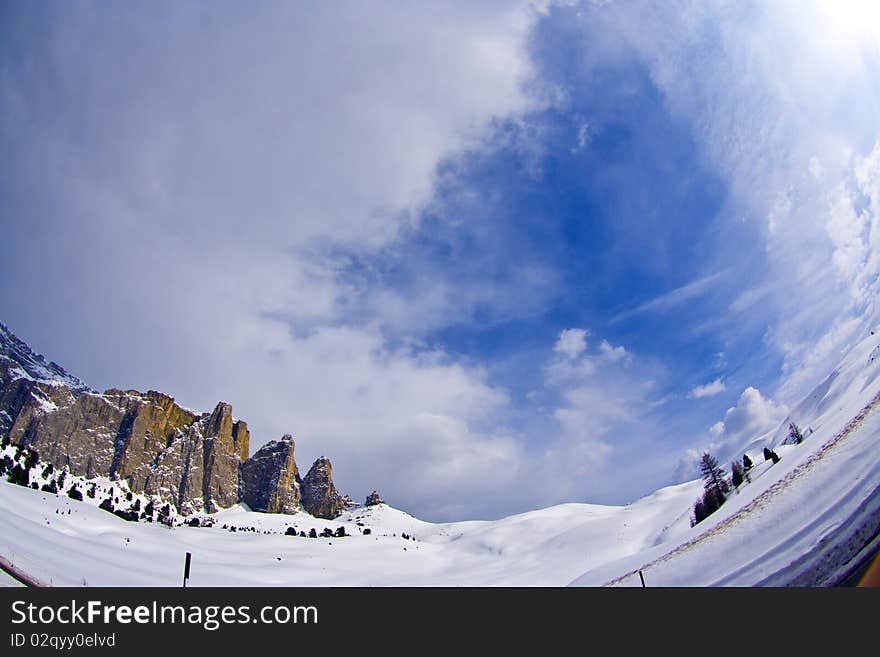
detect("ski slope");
top-left (2, 331), bottom-right (879, 586)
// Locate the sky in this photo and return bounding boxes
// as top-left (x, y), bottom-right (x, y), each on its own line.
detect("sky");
top-left (2, 1), bottom-right (880, 521)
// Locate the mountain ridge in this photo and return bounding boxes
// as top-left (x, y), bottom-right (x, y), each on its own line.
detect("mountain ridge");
top-left (0, 321), bottom-right (354, 519)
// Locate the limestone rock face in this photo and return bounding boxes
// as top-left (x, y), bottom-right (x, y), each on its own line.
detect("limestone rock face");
top-left (0, 322), bottom-right (355, 518)
top-left (365, 490), bottom-right (384, 506)
top-left (301, 457), bottom-right (346, 519)
top-left (240, 434), bottom-right (301, 514)
top-left (1, 326), bottom-right (248, 514)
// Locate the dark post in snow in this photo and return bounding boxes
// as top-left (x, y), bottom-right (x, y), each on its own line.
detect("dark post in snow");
top-left (638, 570), bottom-right (646, 587)
top-left (183, 552), bottom-right (192, 588)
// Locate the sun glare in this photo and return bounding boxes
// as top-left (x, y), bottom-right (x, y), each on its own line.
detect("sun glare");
top-left (817, 0), bottom-right (880, 43)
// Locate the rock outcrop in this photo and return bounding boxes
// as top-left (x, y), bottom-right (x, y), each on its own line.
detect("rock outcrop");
top-left (365, 490), bottom-right (384, 506)
top-left (240, 434), bottom-right (301, 514)
top-left (0, 322), bottom-right (356, 519)
top-left (301, 457), bottom-right (346, 519)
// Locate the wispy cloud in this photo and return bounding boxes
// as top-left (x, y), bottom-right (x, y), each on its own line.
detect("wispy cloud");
top-left (610, 271), bottom-right (725, 324)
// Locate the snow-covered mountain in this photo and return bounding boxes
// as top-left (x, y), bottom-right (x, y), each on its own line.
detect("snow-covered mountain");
top-left (2, 325), bottom-right (880, 586)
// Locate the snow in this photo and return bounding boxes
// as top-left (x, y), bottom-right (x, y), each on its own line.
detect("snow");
top-left (29, 390), bottom-right (58, 414)
top-left (1, 331), bottom-right (879, 586)
top-left (0, 322), bottom-right (91, 393)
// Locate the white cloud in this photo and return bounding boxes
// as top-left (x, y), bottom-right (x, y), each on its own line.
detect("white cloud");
top-left (675, 386), bottom-right (789, 481)
top-left (553, 328), bottom-right (590, 359)
top-left (706, 387), bottom-right (789, 455)
top-left (687, 378), bottom-right (726, 399)
top-left (599, 339), bottom-right (629, 362)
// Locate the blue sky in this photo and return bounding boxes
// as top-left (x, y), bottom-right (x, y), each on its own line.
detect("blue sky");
top-left (2, 1), bottom-right (880, 520)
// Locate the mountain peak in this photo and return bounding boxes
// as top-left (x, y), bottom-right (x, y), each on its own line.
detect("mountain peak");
top-left (0, 322), bottom-right (92, 393)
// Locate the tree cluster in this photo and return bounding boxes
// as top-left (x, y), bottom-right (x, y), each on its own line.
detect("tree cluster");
top-left (763, 447), bottom-right (780, 464)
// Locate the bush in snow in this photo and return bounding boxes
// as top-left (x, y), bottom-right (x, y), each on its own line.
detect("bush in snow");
top-left (157, 503), bottom-right (173, 526)
top-left (335, 526), bottom-right (346, 537)
top-left (285, 526), bottom-right (297, 536)
top-left (41, 481), bottom-right (58, 494)
top-left (67, 485), bottom-right (83, 501)
top-left (114, 508), bottom-right (140, 522)
top-left (8, 463), bottom-right (30, 487)
top-left (23, 448), bottom-right (39, 471)
top-left (309, 528), bottom-right (318, 538)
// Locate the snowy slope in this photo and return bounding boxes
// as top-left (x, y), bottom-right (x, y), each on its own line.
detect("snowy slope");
top-left (573, 329), bottom-right (880, 586)
top-left (1, 331), bottom-right (879, 586)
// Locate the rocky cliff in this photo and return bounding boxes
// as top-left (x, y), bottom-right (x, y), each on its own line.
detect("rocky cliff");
top-left (0, 322), bottom-right (351, 519)
top-left (240, 434), bottom-right (301, 514)
top-left (301, 457), bottom-right (347, 518)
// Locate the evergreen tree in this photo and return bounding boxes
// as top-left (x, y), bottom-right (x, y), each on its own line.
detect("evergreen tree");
top-left (699, 452), bottom-right (729, 500)
top-left (788, 422), bottom-right (804, 445)
top-left (693, 452), bottom-right (730, 525)
top-left (763, 447), bottom-right (773, 462)
top-left (742, 454), bottom-right (753, 471)
top-left (731, 460), bottom-right (744, 488)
